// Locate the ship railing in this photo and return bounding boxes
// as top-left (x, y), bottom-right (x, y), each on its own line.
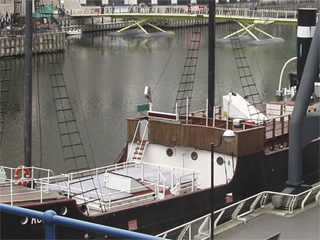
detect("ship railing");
top-left (38, 164), bottom-right (127, 202)
top-left (67, 182), bottom-right (157, 214)
top-left (127, 119), bottom-right (149, 162)
top-left (263, 115), bottom-right (290, 146)
top-left (105, 161), bottom-right (200, 188)
top-left (39, 161), bottom-right (199, 212)
top-left (47, 164), bottom-right (127, 182)
top-left (264, 102), bottom-right (292, 149)
top-left (0, 165), bottom-right (56, 205)
top-left (156, 184), bottom-right (320, 239)
top-left (103, 189), bottom-right (155, 213)
top-left (43, 164), bottom-right (129, 196)
top-left (104, 162), bottom-right (200, 198)
top-left (99, 173), bottom-right (198, 212)
top-left (263, 103), bottom-right (318, 148)
top-left (61, 179), bottom-right (162, 213)
top-left (127, 120), bottom-right (141, 161)
top-left (156, 171), bottom-right (167, 200)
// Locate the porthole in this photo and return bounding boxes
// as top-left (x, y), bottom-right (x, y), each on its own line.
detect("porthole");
top-left (166, 148), bottom-right (174, 157)
top-left (216, 156), bottom-right (224, 165)
top-left (60, 206), bottom-right (68, 215)
top-left (191, 152), bottom-right (198, 161)
top-left (84, 233), bottom-right (91, 239)
top-left (20, 216), bottom-right (28, 225)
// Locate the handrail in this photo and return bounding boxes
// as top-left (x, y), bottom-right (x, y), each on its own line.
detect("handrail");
top-left (0, 166), bottom-right (57, 205)
top-left (126, 120), bottom-right (141, 161)
top-left (136, 120), bottom-right (149, 161)
top-left (157, 170), bottom-right (166, 199)
top-left (156, 185), bottom-right (320, 239)
top-left (0, 203), bottom-right (167, 240)
top-left (45, 161), bottom-right (200, 211)
top-left (67, 5), bottom-right (300, 21)
top-left (106, 161), bottom-right (201, 178)
top-left (104, 162), bottom-right (199, 199)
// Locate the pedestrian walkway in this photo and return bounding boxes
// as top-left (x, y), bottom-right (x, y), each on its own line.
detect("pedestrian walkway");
top-left (216, 203), bottom-right (320, 240)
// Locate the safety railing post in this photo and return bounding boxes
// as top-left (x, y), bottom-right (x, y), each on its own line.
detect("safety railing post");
top-left (43, 210), bottom-right (57, 240)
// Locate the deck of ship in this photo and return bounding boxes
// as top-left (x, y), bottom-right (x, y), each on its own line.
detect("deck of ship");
top-left (0, 185), bottom-right (66, 205)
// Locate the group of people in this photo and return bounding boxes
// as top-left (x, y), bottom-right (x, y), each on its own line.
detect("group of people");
top-left (106, 2), bottom-right (153, 14)
top-left (249, 6), bottom-right (258, 17)
top-left (100, 3), bottom-right (115, 14)
top-left (58, 5), bottom-right (66, 17)
top-left (0, 11), bottom-right (14, 30)
top-left (137, 2), bottom-right (153, 13)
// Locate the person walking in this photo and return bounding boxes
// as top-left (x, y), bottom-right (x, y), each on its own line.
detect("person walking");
top-left (141, 2), bottom-right (145, 13)
top-left (10, 12), bottom-right (14, 24)
top-left (6, 15), bottom-right (10, 27)
top-left (0, 16), bottom-right (5, 29)
top-left (112, 2), bottom-right (115, 14)
top-left (148, 2), bottom-right (153, 13)
top-left (101, 4), bottom-right (105, 14)
top-left (130, 2), bottom-right (133, 13)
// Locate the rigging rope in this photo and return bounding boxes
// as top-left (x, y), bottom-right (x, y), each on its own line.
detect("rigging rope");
top-left (151, 33), bottom-right (181, 96)
top-left (67, 43), bottom-right (105, 199)
top-left (35, 37), bottom-right (44, 174)
top-left (68, 46), bottom-right (98, 169)
top-left (252, 42), bottom-right (265, 99)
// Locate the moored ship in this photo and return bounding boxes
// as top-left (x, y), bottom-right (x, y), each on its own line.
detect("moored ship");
top-left (0, 5), bottom-right (319, 240)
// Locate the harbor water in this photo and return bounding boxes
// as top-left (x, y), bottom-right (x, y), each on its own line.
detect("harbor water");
top-left (0, 24), bottom-right (297, 174)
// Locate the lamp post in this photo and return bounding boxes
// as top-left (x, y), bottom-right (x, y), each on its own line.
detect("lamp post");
top-left (211, 130), bottom-right (235, 239)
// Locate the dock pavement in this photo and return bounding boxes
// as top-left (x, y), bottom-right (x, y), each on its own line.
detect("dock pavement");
top-left (216, 202), bottom-right (320, 240)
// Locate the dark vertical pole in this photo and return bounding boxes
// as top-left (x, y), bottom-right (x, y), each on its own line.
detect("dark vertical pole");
top-left (209, 0), bottom-right (216, 238)
top-left (208, 0), bottom-right (215, 118)
top-left (210, 143), bottom-right (214, 239)
top-left (210, 137), bottom-right (223, 239)
top-left (24, 0), bottom-right (33, 167)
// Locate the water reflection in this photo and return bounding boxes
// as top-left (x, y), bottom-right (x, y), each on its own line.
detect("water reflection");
top-left (0, 24), bottom-right (297, 173)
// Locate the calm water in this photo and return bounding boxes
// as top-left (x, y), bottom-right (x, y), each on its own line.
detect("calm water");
top-left (0, 24), bottom-right (297, 174)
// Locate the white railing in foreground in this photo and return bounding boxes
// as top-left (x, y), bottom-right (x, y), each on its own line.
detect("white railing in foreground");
top-left (0, 165), bottom-right (56, 205)
top-left (156, 184), bottom-right (320, 239)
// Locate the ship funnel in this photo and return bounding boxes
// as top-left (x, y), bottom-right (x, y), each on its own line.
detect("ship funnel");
top-left (292, 8), bottom-right (318, 102)
top-left (273, 11), bottom-right (320, 209)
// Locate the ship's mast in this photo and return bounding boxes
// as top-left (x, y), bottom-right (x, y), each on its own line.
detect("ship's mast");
top-left (24, 0), bottom-right (33, 167)
top-left (207, 0), bottom-right (215, 119)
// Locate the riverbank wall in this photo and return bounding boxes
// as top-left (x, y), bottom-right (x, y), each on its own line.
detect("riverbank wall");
top-left (0, 32), bottom-right (65, 58)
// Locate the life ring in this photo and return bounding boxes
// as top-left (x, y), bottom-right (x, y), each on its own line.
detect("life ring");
top-left (14, 165), bottom-right (30, 186)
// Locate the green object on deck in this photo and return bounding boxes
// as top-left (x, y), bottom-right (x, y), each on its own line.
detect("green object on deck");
top-left (135, 103), bottom-right (150, 112)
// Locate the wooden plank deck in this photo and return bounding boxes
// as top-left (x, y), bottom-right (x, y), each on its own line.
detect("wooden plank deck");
top-left (0, 185), bottom-right (66, 204)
